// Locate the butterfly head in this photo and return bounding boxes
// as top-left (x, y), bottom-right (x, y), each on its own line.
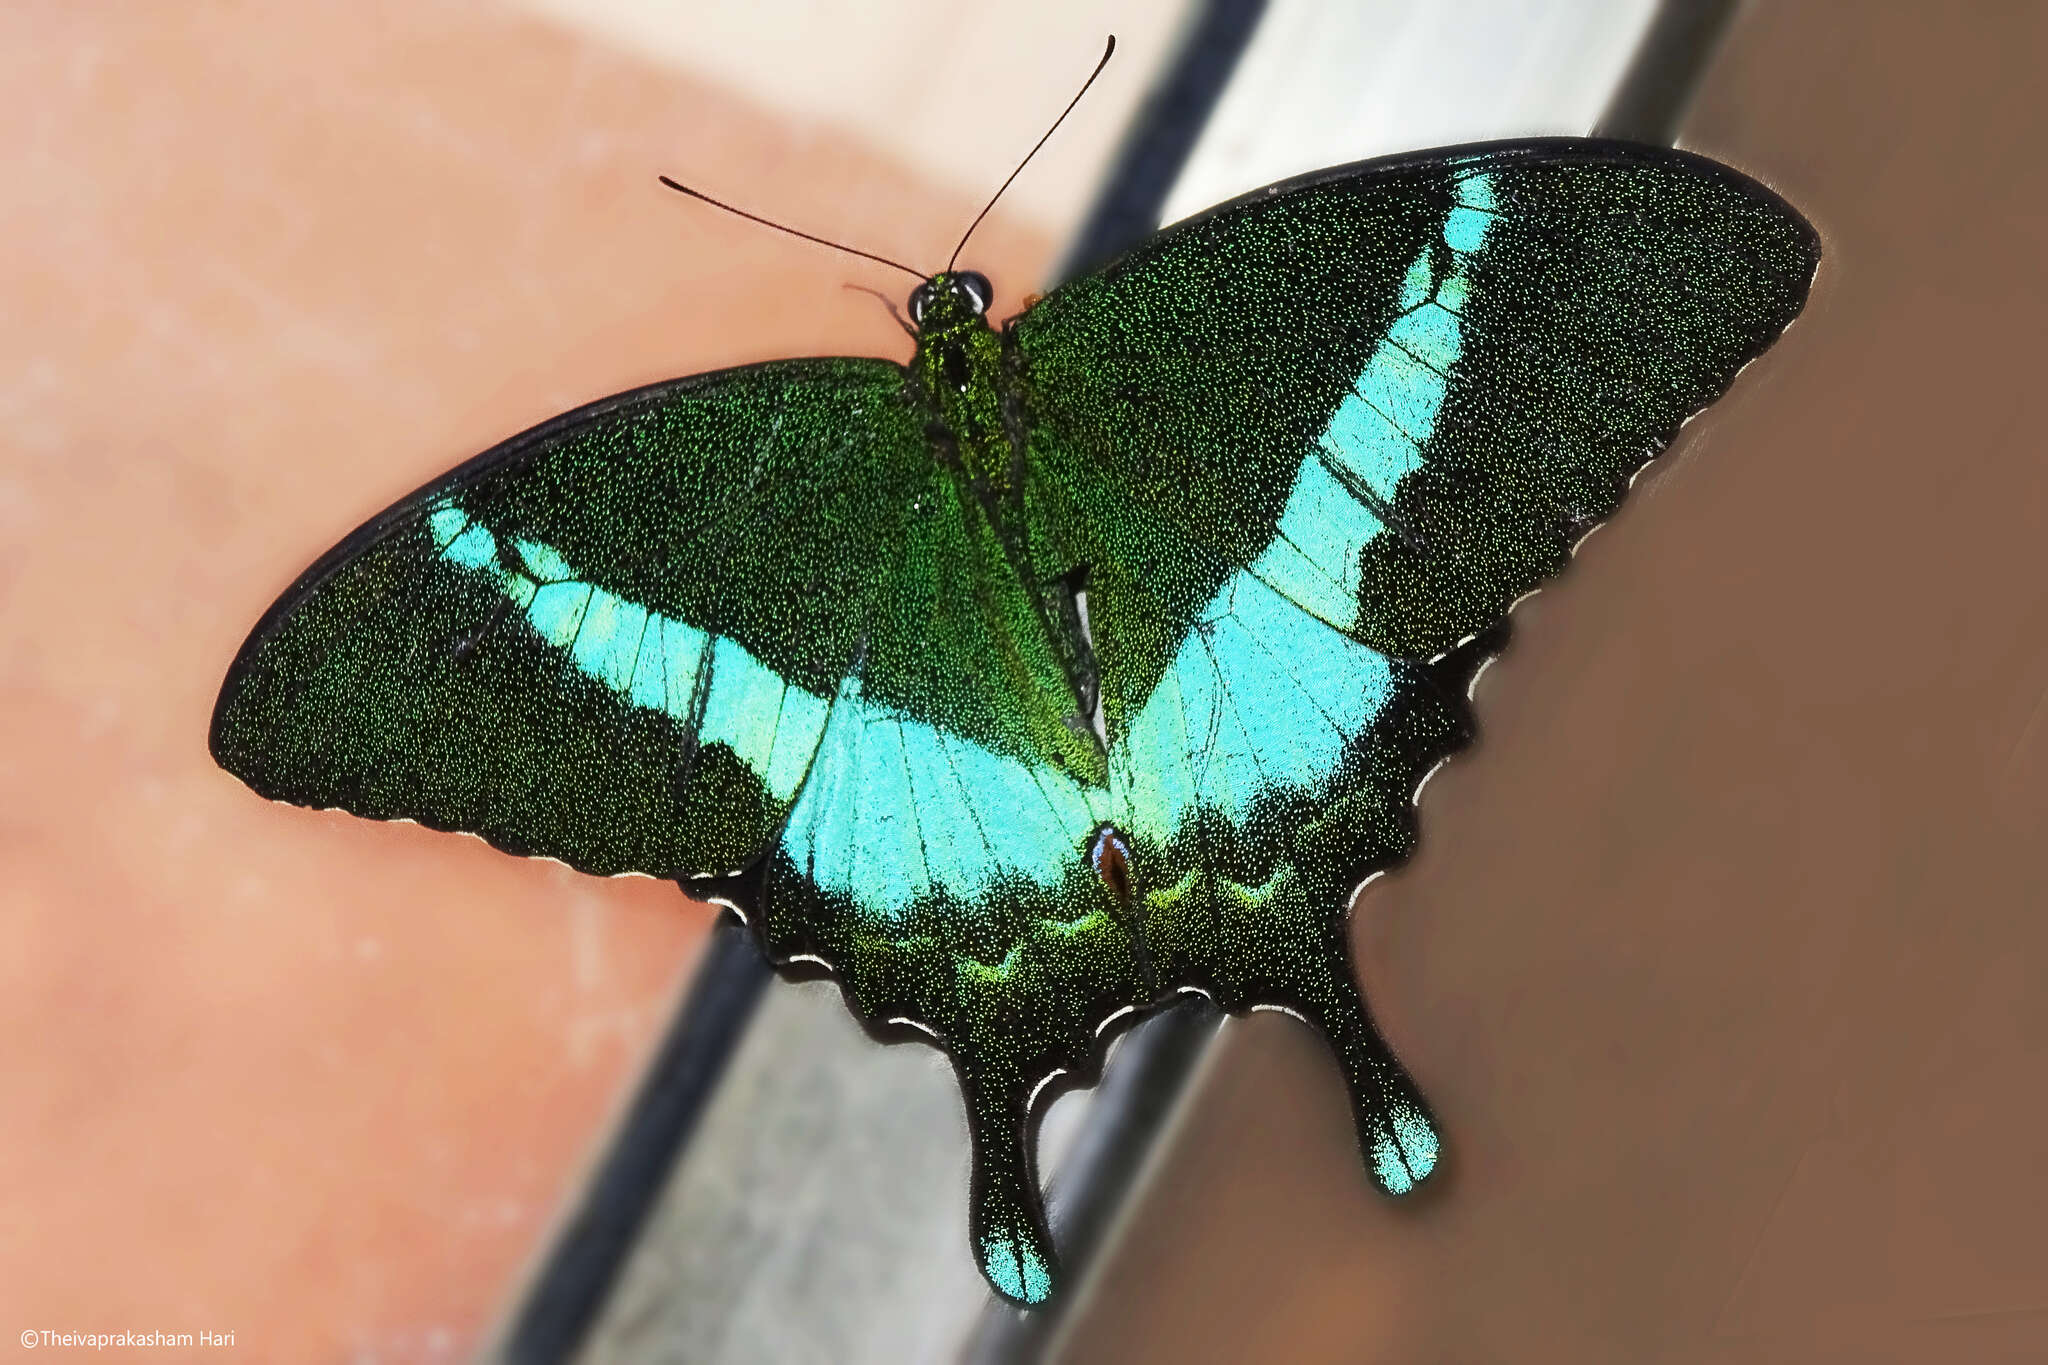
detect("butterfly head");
top-left (908, 270), bottom-right (994, 335)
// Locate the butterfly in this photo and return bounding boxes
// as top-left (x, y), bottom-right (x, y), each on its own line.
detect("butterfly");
top-left (209, 126), bottom-right (1818, 1304)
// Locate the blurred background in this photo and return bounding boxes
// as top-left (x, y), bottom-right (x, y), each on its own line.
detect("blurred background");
top-left (6, 2), bottom-right (2045, 1362)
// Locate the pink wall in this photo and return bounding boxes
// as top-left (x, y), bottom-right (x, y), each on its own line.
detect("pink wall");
top-left (1, 4), bottom-right (1050, 1359)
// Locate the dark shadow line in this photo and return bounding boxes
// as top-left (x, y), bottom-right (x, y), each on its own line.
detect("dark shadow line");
top-left (1051, 0), bottom-right (1270, 288)
top-left (1594, 0), bottom-right (1742, 144)
top-left (497, 917), bottom-right (772, 1365)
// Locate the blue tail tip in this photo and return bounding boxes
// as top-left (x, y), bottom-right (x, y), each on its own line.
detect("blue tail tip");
top-left (980, 1230), bottom-right (1055, 1305)
top-left (1370, 1099), bottom-right (1440, 1196)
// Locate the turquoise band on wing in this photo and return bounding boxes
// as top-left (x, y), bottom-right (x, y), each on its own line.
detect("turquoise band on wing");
top-left (1250, 172), bottom-right (1497, 635)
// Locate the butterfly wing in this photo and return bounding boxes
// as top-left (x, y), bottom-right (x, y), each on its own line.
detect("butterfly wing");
top-left (1016, 139), bottom-right (1820, 668)
top-left (213, 357), bottom-right (968, 881)
top-left (213, 348), bottom-right (1137, 1305)
top-left (1009, 139), bottom-right (1819, 1204)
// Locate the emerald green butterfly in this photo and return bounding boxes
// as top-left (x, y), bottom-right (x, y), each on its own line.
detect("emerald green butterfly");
top-left (211, 137), bottom-right (1818, 1305)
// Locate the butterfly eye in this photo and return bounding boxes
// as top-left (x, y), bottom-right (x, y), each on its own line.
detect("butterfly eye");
top-left (907, 283), bottom-right (935, 327)
top-left (953, 271), bottom-right (993, 315)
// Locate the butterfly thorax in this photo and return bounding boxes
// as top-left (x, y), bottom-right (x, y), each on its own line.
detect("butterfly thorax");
top-left (909, 272), bottom-right (1019, 509)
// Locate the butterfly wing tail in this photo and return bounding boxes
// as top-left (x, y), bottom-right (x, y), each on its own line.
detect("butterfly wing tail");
top-left (959, 1060), bottom-right (1061, 1306)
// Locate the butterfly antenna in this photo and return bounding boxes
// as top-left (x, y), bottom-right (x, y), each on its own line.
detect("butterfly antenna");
top-left (657, 176), bottom-right (927, 283)
top-left (948, 35), bottom-right (1116, 272)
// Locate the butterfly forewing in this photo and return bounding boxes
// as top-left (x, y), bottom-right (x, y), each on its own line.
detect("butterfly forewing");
top-left (1015, 140), bottom-right (1821, 667)
top-left (212, 358), bottom-right (934, 879)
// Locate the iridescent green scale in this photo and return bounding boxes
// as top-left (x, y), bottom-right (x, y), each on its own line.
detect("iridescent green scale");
top-left (210, 140), bottom-right (1819, 1305)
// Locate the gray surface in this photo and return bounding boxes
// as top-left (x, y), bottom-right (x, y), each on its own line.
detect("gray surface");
top-left (576, 980), bottom-right (990, 1365)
